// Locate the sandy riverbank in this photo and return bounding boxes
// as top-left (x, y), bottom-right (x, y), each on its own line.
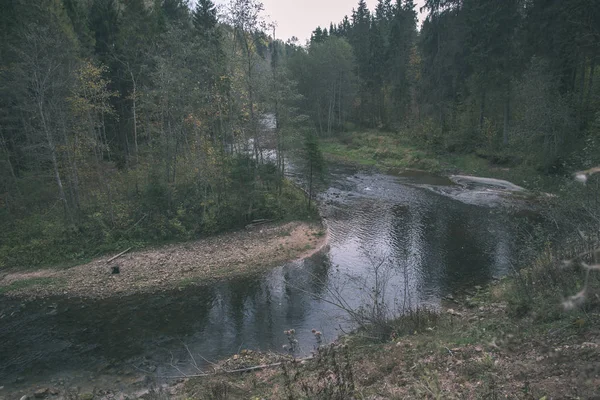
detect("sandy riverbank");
top-left (0, 221), bottom-right (327, 299)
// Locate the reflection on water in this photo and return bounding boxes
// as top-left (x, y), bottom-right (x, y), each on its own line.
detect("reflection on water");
top-left (0, 166), bottom-right (532, 389)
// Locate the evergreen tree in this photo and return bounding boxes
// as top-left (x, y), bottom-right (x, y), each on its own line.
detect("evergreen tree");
top-left (329, 22), bottom-right (337, 36)
top-left (63, 0), bottom-right (95, 53)
top-left (193, 0), bottom-right (218, 34)
top-left (302, 130), bottom-right (325, 210)
top-left (89, 0), bottom-right (119, 60)
top-left (161, 0), bottom-right (190, 23)
top-left (311, 26), bottom-right (325, 44)
top-left (350, 0), bottom-right (372, 123)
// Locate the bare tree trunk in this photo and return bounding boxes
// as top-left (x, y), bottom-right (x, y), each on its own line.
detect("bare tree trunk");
top-left (40, 101), bottom-right (70, 223)
top-left (308, 161), bottom-right (313, 210)
top-left (101, 112), bottom-right (110, 161)
top-left (585, 56), bottom-right (596, 125)
top-left (436, 14), bottom-right (444, 130)
top-left (61, 123), bottom-right (80, 211)
top-left (242, 34), bottom-right (260, 163)
top-left (479, 88), bottom-right (486, 133)
top-left (328, 100), bottom-right (332, 136)
top-left (107, 182), bottom-right (115, 227)
top-left (71, 135), bottom-right (81, 209)
top-left (503, 84), bottom-right (510, 147)
top-left (317, 103), bottom-right (323, 135)
top-left (91, 114), bottom-right (116, 227)
top-left (49, 141), bottom-right (70, 222)
top-left (166, 116), bottom-right (173, 210)
top-left (0, 129), bottom-right (20, 198)
top-left (338, 74), bottom-right (343, 128)
top-left (131, 71), bottom-right (139, 164)
top-left (576, 57), bottom-right (586, 130)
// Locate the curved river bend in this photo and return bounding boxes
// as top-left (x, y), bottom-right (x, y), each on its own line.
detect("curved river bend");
top-left (0, 165), bottom-right (533, 391)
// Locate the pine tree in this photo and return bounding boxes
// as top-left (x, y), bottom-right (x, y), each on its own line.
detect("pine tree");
top-left (63, 0), bottom-right (95, 53)
top-left (193, 0), bottom-right (218, 34)
top-left (303, 130), bottom-right (325, 210)
top-left (161, 0), bottom-right (190, 23)
top-left (311, 26), bottom-right (325, 44)
top-left (350, 0), bottom-right (372, 123)
top-left (329, 22), bottom-right (337, 37)
top-left (89, 0), bottom-right (119, 60)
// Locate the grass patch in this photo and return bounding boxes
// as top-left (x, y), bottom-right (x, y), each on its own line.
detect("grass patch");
top-left (321, 129), bottom-right (567, 193)
top-left (0, 277), bottom-right (60, 295)
top-left (321, 130), bottom-right (444, 173)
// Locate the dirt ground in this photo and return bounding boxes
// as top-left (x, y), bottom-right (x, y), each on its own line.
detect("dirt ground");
top-left (0, 221), bottom-right (327, 299)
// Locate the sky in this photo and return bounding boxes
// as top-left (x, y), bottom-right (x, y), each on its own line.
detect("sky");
top-left (212, 0), bottom-right (427, 44)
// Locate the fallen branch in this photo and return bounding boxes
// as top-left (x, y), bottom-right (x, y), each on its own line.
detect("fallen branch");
top-left (245, 219), bottom-right (273, 229)
top-left (125, 214), bottom-right (148, 233)
top-left (107, 247), bottom-right (132, 264)
top-left (159, 355), bottom-right (314, 379)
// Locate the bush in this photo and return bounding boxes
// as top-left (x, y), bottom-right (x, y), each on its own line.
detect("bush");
top-left (0, 154), bottom-right (312, 270)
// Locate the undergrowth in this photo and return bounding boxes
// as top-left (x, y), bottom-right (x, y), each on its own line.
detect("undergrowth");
top-left (0, 179), bottom-right (314, 270)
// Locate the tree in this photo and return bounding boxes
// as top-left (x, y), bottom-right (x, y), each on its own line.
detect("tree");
top-left (9, 2), bottom-right (81, 224)
top-left (290, 37), bottom-right (357, 136)
top-left (89, 0), bottom-right (119, 62)
top-left (349, 0), bottom-right (372, 123)
top-left (161, 0), bottom-right (190, 23)
top-left (114, 0), bottom-right (158, 164)
top-left (269, 40), bottom-right (303, 184)
top-left (227, 0), bottom-right (270, 158)
top-left (311, 26), bottom-right (325, 44)
top-left (463, 0), bottom-right (521, 144)
top-left (302, 130), bottom-right (325, 210)
top-left (193, 0), bottom-right (218, 34)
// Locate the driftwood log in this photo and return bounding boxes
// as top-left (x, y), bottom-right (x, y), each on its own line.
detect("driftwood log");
top-left (107, 247), bottom-right (132, 264)
top-left (159, 355), bottom-right (314, 379)
top-left (245, 219), bottom-right (273, 229)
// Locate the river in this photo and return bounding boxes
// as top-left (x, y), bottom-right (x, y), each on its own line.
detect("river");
top-left (0, 164), bottom-right (535, 395)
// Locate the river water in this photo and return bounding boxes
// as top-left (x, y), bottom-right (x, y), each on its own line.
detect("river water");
top-left (0, 164), bottom-right (534, 393)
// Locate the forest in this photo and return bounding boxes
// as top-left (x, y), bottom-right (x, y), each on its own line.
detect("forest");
top-left (1, 0), bottom-right (599, 268)
top-left (0, 0), bottom-right (321, 268)
top-left (302, 0), bottom-right (599, 169)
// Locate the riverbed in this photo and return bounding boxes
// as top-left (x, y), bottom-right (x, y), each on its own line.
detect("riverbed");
top-left (0, 165), bottom-right (536, 397)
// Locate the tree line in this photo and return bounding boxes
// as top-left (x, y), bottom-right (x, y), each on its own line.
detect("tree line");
top-left (297, 0), bottom-right (599, 172)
